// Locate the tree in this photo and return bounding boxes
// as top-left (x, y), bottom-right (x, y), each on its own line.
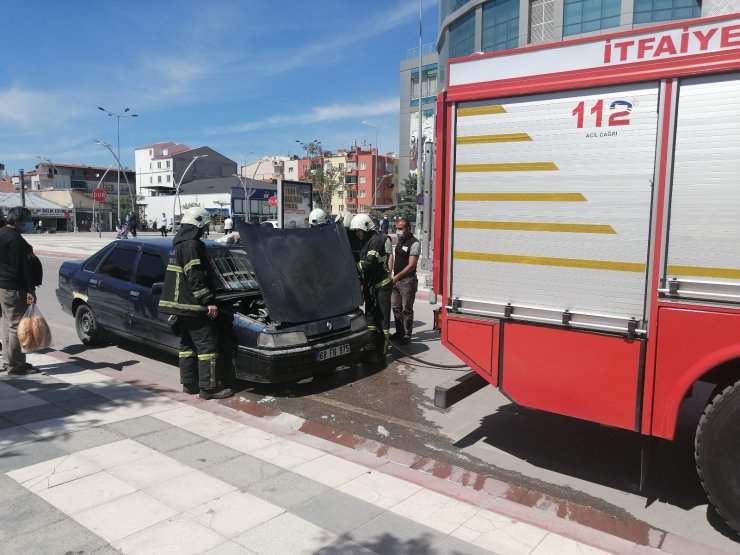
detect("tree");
top-left (301, 166), bottom-right (345, 214)
top-left (379, 174), bottom-right (417, 223)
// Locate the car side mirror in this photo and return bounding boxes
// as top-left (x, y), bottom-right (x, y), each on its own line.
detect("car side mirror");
top-left (152, 282), bottom-right (164, 294)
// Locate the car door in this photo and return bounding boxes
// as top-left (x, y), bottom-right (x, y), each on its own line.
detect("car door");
top-left (87, 245), bottom-right (139, 335)
top-left (129, 249), bottom-right (178, 350)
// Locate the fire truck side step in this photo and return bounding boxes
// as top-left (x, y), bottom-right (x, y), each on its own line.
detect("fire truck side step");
top-left (434, 371), bottom-right (488, 409)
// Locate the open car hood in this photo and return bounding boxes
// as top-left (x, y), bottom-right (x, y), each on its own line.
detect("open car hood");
top-left (234, 219), bottom-right (363, 323)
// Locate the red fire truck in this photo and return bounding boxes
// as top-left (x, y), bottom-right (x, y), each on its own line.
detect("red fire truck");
top-left (432, 13), bottom-right (740, 531)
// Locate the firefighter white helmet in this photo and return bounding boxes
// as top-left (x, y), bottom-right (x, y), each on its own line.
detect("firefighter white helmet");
top-left (309, 208), bottom-right (328, 226)
top-left (350, 213), bottom-right (375, 232)
top-left (181, 206), bottom-right (211, 228)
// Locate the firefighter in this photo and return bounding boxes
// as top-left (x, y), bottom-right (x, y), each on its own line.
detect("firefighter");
top-left (158, 206), bottom-right (233, 399)
top-left (350, 213), bottom-right (392, 363)
top-left (308, 208), bottom-right (329, 227)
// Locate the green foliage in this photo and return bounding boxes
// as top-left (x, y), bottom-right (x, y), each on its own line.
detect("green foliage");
top-left (381, 174), bottom-right (417, 223)
top-left (300, 166), bottom-right (345, 214)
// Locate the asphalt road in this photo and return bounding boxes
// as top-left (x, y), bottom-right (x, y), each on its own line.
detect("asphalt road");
top-left (33, 245), bottom-right (740, 553)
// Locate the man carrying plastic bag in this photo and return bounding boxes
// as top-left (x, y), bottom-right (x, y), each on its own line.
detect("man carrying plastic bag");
top-left (0, 207), bottom-right (40, 374)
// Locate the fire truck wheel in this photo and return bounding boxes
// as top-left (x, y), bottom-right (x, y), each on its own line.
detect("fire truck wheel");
top-left (695, 379), bottom-right (740, 533)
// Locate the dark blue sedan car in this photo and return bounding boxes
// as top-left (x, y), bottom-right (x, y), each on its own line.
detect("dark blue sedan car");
top-left (56, 223), bottom-right (370, 383)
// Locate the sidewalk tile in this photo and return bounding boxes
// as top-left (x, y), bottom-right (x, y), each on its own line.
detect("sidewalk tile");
top-left (292, 453), bottom-right (371, 488)
top-left (0, 488), bottom-right (66, 540)
top-left (217, 425), bottom-right (283, 454)
top-left (244, 469), bottom-right (329, 509)
top-left (74, 490), bottom-right (178, 543)
top-left (530, 533), bottom-right (611, 554)
top-left (8, 452), bottom-right (100, 491)
top-left (233, 512), bottom-right (337, 554)
top-left (23, 414), bottom-right (103, 439)
top-left (72, 404), bottom-right (147, 426)
top-left (167, 438), bottom-right (243, 470)
top-left (107, 451), bottom-right (192, 489)
top-left (250, 437), bottom-right (325, 469)
top-left (0, 391), bottom-right (48, 413)
top-left (0, 424), bottom-right (42, 448)
top-left (185, 490), bottom-right (284, 538)
top-left (0, 415), bottom-right (14, 430)
top-left (154, 404), bottom-right (215, 427)
top-left (105, 414), bottom-right (174, 437)
top-left (52, 371), bottom-right (117, 386)
top-left (389, 488), bottom-right (481, 534)
top-left (0, 438), bottom-right (67, 473)
top-left (345, 511), bottom-right (449, 554)
top-left (0, 473), bottom-right (32, 503)
top-left (36, 470), bottom-right (136, 514)
top-left (336, 469), bottom-right (422, 509)
top-left (203, 541), bottom-right (256, 554)
top-left (315, 538), bottom-right (378, 555)
top-left (0, 517), bottom-right (109, 554)
top-left (182, 414), bottom-right (246, 440)
top-left (113, 514), bottom-right (226, 555)
top-left (27, 384), bottom-right (84, 404)
top-left (76, 438), bottom-right (155, 469)
top-left (136, 426), bottom-right (204, 452)
top-left (3, 403), bottom-right (72, 425)
top-left (206, 454), bottom-right (285, 490)
top-left (292, 490), bottom-right (384, 536)
top-left (146, 470), bottom-right (237, 512)
top-left (451, 508), bottom-right (548, 555)
top-left (50, 425), bottom-right (126, 453)
top-left (110, 392), bottom-right (182, 415)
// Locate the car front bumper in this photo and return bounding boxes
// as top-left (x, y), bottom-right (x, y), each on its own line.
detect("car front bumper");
top-left (234, 328), bottom-right (371, 383)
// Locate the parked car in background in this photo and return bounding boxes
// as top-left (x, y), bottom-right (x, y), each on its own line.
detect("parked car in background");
top-left (260, 220), bottom-right (279, 229)
top-left (56, 224), bottom-right (368, 383)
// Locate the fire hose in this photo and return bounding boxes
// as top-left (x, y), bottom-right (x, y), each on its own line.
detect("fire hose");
top-left (387, 338), bottom-right (468, 369)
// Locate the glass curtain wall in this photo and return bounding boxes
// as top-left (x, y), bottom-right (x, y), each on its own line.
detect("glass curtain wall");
top-left (482, 0), bottom-right (520, 52)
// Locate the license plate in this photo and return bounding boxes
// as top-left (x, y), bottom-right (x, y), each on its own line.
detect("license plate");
top-left (315, 344), bottom-right (350, 362)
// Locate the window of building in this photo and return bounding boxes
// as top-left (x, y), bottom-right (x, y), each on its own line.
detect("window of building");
top-left (359, 162), bottom-right (366, 170)
top-left (338, 163), bottom-right (344, 170)
top-left (359, 176), bottom-right (366, 184)
top-left (346, 175), bottom-right (357, 185)
top-left (157, 161), bottom-right (161, 169)
top-left (359, 190), bottom-right (367, 198)
top-left (166, 175), bottom-right (171, 182)
top-left (411, 63), bottom-right (439, 104)
top-left (338, 191), bottom-right (344, 199)
top-left (166, 160), bottom-right (170, 168)
top-left (563, 0), bottom-right (621, 35)
top-left (530, 0), bottom-right (556, 43)
top-left (482, 0), bottom-right (520, 52)
top-left (360, 204), bottom-right (368, 212)
top-left (633, 0), bottom-right (699, 23)
top-left (339, 204), bottom-right (344, 212)
top-left (157, 176), bottom-right (162, 183)
top-left (149, 177), bottom-right (153, 184)
top-left (149, 150), bottom-right (153, 155)
top-left (449, 10), bottom-right (476, 58)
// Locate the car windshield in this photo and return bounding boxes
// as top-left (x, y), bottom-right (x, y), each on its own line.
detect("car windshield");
top-left (208, 246), bottom-right (260, 292)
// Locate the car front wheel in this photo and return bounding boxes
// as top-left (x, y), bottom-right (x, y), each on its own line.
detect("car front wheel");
top-left (75, 304), bottom-right (105, 345)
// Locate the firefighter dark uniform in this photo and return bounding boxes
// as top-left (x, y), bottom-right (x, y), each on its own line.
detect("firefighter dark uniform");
top-left (357, 230), bottom-right (393, 361)
top-left (158, 215), bottom-right (231, 398)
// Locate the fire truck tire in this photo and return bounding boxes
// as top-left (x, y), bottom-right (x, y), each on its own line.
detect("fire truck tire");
top-left (695, 379), bottom-right (740, 533)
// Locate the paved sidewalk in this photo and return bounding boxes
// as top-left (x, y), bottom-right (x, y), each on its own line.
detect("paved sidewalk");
top-left (0, 353), bottom-right (672, 555)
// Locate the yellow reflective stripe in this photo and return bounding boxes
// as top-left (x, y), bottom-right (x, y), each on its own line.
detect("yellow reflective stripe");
top-left (179, 350), bottom-right (194, 357)
top-left (367, 250), bottom-right (379, 257)
top-left (457, 162), bottom-right (559, 172)
top-left (383, 330), bottom-right (390, 336)
top-left (167, 264), bottom-right (183, 273)
top-left (455, 221), bottom-right (616, 234)
top-left (458, 105), bottom-right (506, 116)
top-left (454, 251), bottom-right (645, 273)
top-left (457, 133), bottom-right (531, 144)
top-left (367, 325), bottom-right (377, 331)
top-left (454, 193), bottom-right (586, 202)
top-left (184, 259), bottom-right (201, 274)
top-left (667, 265), bottom-right (740, 280)
top-left (174, 273), bottom-right (180, 303)
top-left (159, 300), bottom-right (205, 310)
top-left (192, 288), bottom-right (210, 298)
top-left (197, 353), bottom-right (217, 360)
top-left (357, 262), bottom-right (363, 271)
top-left (375, 277), bottom-right (392, 288)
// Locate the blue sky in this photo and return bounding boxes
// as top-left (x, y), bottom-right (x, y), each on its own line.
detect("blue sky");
top-left (1, 1), bottom-right (438, 174)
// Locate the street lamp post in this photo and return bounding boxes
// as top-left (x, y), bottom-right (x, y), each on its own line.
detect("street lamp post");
top-left (374, 173), bottom-right (394, 207)
top-left (233, 173), bottom-right (250, 220)
top-left (97, 106), bottom-right (138, 225)
top-left (361, 121), bottom-right (379, 206)
top-left (35, 156), bottom-right (62, 189)
top-left (173, 155), bottom-right (208, 219)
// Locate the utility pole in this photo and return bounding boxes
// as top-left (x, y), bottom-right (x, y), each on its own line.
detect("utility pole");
top-left (415, 0), bottom-right (424, 232)
top-left (19, 169), bottom-right (25, 207)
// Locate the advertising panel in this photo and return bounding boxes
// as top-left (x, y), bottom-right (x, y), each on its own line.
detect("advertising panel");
top-left (277, 179), bottom-right (313, 229)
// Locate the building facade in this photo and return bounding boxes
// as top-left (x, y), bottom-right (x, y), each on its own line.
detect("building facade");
top-left (135, 142), bottom-right (237, 196)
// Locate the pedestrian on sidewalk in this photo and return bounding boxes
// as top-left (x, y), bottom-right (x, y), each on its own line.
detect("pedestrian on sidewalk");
top-left (390, 217), bottom-right (420, 344)
top-left (127, 212), bottom-right (138, 238)
top-left (223, 216), bottom-right (234, 235)
top-left (158, 207), bottom-right (233, 400)
top-left (159, 213), bottom-right (168, 237)
top-left (0, 207), bottom-right (40, 375)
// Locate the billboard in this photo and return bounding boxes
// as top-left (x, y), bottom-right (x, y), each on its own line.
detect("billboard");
top-left (277, 179), bottom-right (313, 229)
top-left (409, 111), bottom-right (436, 173)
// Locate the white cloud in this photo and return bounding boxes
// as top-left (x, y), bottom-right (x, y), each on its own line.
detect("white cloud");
top-left (0, 87), bottom-right (84, 131)
top-left (205, 98), bottom-right (398, 136)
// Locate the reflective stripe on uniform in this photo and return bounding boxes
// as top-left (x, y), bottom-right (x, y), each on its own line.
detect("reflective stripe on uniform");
top-left (159, 300), bottom-right (206, 311)
top-left (367, 325), bottom-right (377, 331)
top-left (198, 353), bottom-right (218, 389)
top-left (179, 350), bottom-right (194, 358)
top-left (174, 273), bottom-right (180, 302)
top-left (192, 287), bottom-right (209, 298)
top-left (167, 264), bottom-right (183, 273)
top-left (375, 277), bottom-right (392, 288)
top-left (184, 259), bottom-right (201, 274)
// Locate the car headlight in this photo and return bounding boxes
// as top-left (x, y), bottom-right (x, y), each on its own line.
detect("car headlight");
top-left (351, 317), bottom-right (367, 332)
top-left (257, 331), bottom-right (307, 348)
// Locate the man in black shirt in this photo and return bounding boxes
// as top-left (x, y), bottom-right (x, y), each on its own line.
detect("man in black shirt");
top-left (390, 218), bottom-right (420, 344)
top-left (0, 207), bottom-right (39, 374)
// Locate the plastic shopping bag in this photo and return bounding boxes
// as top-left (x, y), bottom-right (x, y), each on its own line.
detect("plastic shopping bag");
top-left (18, 304), bottom-right (53, 353)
